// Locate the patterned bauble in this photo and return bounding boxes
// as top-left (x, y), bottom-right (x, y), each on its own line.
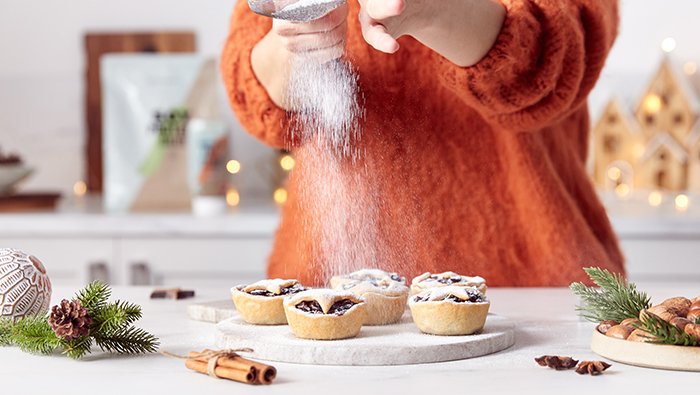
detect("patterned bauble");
top-left (0, 248), bottom-right (52, 320)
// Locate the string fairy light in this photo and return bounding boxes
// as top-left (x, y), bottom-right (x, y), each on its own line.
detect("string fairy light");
top-left (643, 94), bottom-right (662, 114)
top-left (661, 37), bottom-right (677, 53)
top-left (648, 190), bottom-right (663, 207)
top-left (675, 194), bottom-right (690, 212)
top-left (226, 160), bottom-right (241, 175)
top-left (279, 154), bottom-right (296, 172)
top-left (607, 167), bottom-right (622, 181)
top-left (614, 183), bottom-right (630, 198)
top-left (226, 188), bottom-right (241, 207)
top-left (73, 181), bottom-right (87, 197)
top-left (273, 188), bottom-right (288, 205)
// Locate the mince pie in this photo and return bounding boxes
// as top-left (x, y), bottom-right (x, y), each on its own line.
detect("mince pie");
top-left (231, 279), bottom-right (306, 325)
top-left (330, 268), bottom-right (406, 288)
top-left (283, 289), bottom-right (366, 340)
top-left (409, 286), bottom-right (490, 336)
top-left (332, 271), bottom-right (409, 325)
top-left (410, 271), bottom-right (487, 295)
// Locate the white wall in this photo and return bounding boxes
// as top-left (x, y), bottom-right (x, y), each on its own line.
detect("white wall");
top-left (1, 0), bottom-right (699, 198)
top-left (0, 0), bottom-right (275, 199)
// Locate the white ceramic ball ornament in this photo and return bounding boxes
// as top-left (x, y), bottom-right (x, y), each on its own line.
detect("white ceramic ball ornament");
top-left (0, 248), bottom-right (52, 320)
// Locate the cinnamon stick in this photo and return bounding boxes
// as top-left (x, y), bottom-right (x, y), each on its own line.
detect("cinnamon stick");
top-left (187, 351), bottom-right (256, 376)
top-left (184, 359), bottom-right (256, 384)
top-left (202, 348), bottom-right (276, 384)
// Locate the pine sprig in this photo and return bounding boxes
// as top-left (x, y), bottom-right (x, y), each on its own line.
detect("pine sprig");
top-left (634, 313), bottom-right (699, 347)
top-left (92, 300), bottom-right (142, 333)
top-left (570, 267), bottom-right (651, 322)
top-left (0, 319), bottom-right (12, 346)
top-left (94, 326), bottom-right (159, 354)
top-left (1, 281), bottom-right (159, 359)
top-left (63, 336), bottom-right (94, 359)
top-left (75, 281), bottom-right (112, 313)
top-left (7, 315), bottom-right (63, 355)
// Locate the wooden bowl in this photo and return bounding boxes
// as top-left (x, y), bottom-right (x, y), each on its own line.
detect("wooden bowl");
top-left (591, 329), bottom-right (700, 371)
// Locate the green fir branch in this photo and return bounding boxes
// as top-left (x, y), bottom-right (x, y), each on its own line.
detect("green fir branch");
top-left (63, 336), bottom-right (94, 359)
top-left (2, 282), bottom-right (158, 359)
top-left (0, 318), bottom-right (13, 346)
top-left (570, 267), bottom-right (651, 322)
top-left (91, 300), bottom-right (142, 333)
top-left (634, 313), bottom-right (699, 347)
top-left (94, 326), bottom-right (159, 355)
top-left (75, 281), bottom-right (112, 313)
top-left (8, 315), bottom-right (62, 355)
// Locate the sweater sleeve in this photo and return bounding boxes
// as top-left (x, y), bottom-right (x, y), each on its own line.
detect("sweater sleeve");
top-left (220, 1), bottom-right (299, 148)
top-left (435, 0), bottom-right (619, 132)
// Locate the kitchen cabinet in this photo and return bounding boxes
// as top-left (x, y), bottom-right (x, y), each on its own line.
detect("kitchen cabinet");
top-left (0, 237), bottom-right (115, 285)
top-left (117, 237), bottom-right (269, 287)
top-left (0, 208), bottom-right (278, 287)
top-left (1, 207), bottom-right (699, 286)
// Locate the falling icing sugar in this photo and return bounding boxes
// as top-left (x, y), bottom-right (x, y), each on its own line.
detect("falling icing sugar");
top-left (288, 59), bottom-right (362, 157)
top-left (285, 46), bottom-right (398, 284)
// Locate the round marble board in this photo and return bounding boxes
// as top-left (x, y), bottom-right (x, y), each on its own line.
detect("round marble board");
top-left (216, 311), bottom-right (515, 366)
top-left (591, 330), bottom-right (700, 372)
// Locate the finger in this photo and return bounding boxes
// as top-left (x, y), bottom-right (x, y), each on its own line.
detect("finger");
top-left (273, 3), bottom-right (348, 36)
top-left (359, 11), bottom-right (400, 53)
top-left (283, 21), bottom-right (347, 53)
top-left (365, 0), bottom-right (405, 20)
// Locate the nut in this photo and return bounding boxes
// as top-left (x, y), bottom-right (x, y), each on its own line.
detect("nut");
top-left (605, 325), bottom-right (632, 340)
top-left (627, 328), bottom-right (655, 342)
top-left (669, 317), bottom-right (692, 331)
top-left (685, 324), bottom-right (700, 341)
top-left (690, 301), bottom-right (700, 313)
top-left (597, 320), bottom-right (619, 335)
top-left (642, 305), bottom-right (677, 322)
top-left (620, 318), bottom-right (640, 330)
top-left (688, 310), bottom-right (700, 322)
top-left (661, 297), bottom-right (692, 317)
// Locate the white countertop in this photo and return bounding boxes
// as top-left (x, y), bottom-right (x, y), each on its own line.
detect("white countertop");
top-left (0, 206), bottom-right (280, 238)
top-left (2, 207), bottom-right (700, 239)
top-left (2, 284), bottom-right (697, 394)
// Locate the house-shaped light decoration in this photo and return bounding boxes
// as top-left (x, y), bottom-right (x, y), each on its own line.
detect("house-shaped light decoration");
top-left (592, 57), bottom-right (700, 193)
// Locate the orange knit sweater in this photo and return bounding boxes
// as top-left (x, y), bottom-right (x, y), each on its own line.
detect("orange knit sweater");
top-left (222, 0), bottom-right (625, 286)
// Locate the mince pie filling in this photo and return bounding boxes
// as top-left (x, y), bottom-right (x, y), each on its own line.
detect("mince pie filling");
top-left (295, 299), bottom-right (358, 316)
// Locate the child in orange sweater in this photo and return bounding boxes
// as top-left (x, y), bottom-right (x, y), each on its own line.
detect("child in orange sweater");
top-left (222, 0), bottom-right (625, 286)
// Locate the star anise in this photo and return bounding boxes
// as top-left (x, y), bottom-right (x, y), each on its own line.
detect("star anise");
top-left (534, 355), bottom-right (579, 370)
top-left (575, 361), bottom-right (612, 375)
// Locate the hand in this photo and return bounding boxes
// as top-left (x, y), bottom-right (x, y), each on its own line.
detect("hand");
top-left (358, 0), bottom-right (505, 67)
top-left (357, 0), bottom-right (426, 53)
top-left (271, 4), bottom-right (349, 63)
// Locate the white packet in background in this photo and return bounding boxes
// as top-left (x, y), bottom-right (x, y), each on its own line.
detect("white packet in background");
top-left (101, 54), bottom-right (202, 213)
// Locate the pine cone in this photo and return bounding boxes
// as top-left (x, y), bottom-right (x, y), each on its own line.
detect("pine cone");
top-left (48, 299), bottom-right (92, 340)
top-left (534, 355), bottom-right (579, 370)
top-left (575, 361), bottom-right (612, 375)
